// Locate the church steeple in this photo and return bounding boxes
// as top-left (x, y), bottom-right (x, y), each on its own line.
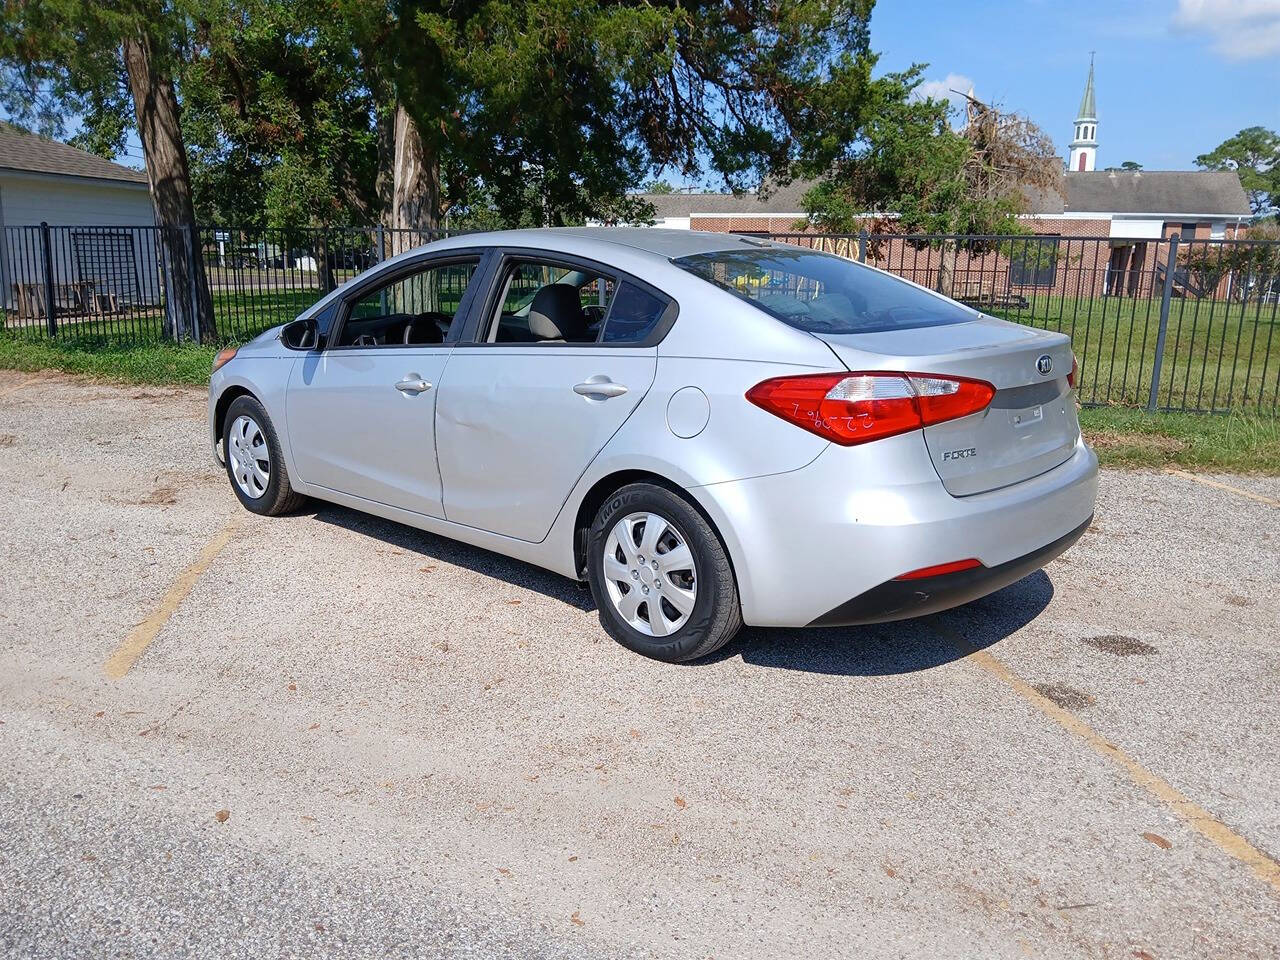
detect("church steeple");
top-left (1069, 54), bottom-right (1098, 172)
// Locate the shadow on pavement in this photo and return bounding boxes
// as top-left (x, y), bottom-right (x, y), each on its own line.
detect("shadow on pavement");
top-left (312, 503), bottom-right (596, 612)
top-left (312, 502), bottom-right (1055, 676)
top-left (710, 571), bottom-right (1054, 676)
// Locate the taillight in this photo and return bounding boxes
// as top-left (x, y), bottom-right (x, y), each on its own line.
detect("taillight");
top-left (1067, 354), bottom-right (1078, 388)
top-left (745, 372), bottom-right (995, 446)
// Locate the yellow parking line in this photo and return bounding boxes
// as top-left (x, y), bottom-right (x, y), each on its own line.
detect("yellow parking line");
top-left (104, 517), bottom-right (244, 679)
top-left (935, 623), bottom-right (1280, 896)
top-left (1166, 468), bottom-right (1278, 507)
top-left (0, 376), bottom-right (39, 399)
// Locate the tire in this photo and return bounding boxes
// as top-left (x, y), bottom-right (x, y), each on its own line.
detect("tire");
top-left (222, 394), bottom-right (307, 516)
top-left (586, 482), bottom-right (742, 663)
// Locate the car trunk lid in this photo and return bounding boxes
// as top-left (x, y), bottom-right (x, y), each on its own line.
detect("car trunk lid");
top-left (816, 318), bottom-right (1080, 496)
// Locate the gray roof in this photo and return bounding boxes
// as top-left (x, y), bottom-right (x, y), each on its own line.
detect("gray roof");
top-left (639, 180), bottom-right (812, 220)
top-left (642, 170), bottom-right (1250, 220)
top-left (1060, 170), bottom-right (1250, 216)
top-left (0, 124), bottom-right (148, 185)
top-left (1077, 56), bottom-right (1096, 121)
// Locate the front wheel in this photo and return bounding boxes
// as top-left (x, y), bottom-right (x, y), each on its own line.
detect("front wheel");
top-left (222, 394), bottom-right (307, 516)
top-left (586, 483), bottom-right (742, 663)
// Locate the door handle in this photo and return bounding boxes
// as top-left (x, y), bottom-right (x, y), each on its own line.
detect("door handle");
top-left (573, 377), bottom-right (629, 400)
top-left (395, 376), bottom-right (432, 394)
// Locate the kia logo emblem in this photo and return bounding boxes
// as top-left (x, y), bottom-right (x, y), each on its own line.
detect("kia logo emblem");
top-left (1036, 354), bottom-right (1054, 376)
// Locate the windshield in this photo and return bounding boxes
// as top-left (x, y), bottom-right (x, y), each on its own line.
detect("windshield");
top-left (673, 246), bottom-right (976, 335)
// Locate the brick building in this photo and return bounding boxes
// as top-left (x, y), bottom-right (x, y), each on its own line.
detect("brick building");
top-left (631, 59), bottom-right (1252, 300)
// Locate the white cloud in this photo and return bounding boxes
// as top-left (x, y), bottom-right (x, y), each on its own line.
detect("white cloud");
top-left (915, 73), bottom-right (977, 107)
top-left (1174, 0), bottom-right (1280, 60)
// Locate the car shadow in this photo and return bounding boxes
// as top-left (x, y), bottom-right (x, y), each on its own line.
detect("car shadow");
top-left (310, 503), bottom-right (596, 612)
top-left (309, 503), bottom-right (1054, 676)
top-left (703, 571), bottom-right (1054, 676)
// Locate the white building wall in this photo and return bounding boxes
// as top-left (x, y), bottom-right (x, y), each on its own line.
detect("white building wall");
top-left (0, 172), bottom-right (154, 227)
top-left (0, 173), bottom-right (159, 310)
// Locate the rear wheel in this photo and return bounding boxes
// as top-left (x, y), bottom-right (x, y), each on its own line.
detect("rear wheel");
top-left (222, 395), bottom-right (306, 516)
top-left (587, 483), bottom-right (742, 663)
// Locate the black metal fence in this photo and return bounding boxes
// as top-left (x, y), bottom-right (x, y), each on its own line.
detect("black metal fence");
top-left (3, 222), bottom-right (1278, 414)
top-left (0, 223), bottom-right (447, 346)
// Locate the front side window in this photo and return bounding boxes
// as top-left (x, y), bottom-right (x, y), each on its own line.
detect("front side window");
top-left (675, 246), bottom-right (976, 335)
top-left (337, 258), bottom-right (479, 347)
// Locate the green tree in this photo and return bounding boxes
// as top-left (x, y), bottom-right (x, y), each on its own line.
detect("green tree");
top-left (350, 0), bottom-right (885, 236)
top-left (1, 0), bottom-right (216, 341)
top-left (802, 81), bottom-right (1062, 295)
top-left (642, 179), bottom-right (679, 195)
top-left (1195, 126), bottom-right (1280, 217)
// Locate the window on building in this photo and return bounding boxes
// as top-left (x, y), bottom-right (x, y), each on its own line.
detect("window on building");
top-left (1008, 236), bottom-right (1060, 288)
top-left (1180, 222), bottom-right (1200, 241)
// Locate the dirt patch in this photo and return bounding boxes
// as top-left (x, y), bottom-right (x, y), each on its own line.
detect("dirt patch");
top-left (1082, 635), bottom-right (1158, 657)
top-left (1084, 431), bottom-right (1189, 453)
top-left (1033, 683), bottom-right (1096, 710)
top-left (1224, 594), bottom-right (1253, 608)
top-left (138, 486), bottom-right (179, 506)
top-left (0, 434), bottom-right (15, 448)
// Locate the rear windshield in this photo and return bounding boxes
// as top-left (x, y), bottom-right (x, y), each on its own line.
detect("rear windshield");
top-left (673, 246), bottom-right (976, 335)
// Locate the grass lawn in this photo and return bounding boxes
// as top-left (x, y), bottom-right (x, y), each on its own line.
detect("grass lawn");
top-left (1079, 407), bottom-right (1280, 473)
top-left (0, 335), bottom-right (216, 386)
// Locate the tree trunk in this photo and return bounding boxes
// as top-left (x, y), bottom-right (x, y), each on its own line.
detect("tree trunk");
top-left (123, 30), bottom-right (216, 343)
top-left (375, 105), bottom-right (396, 238)
top-left (390, 102), bottom-right (441, 258)
top-left (937, 239), bottom-right (958, 299)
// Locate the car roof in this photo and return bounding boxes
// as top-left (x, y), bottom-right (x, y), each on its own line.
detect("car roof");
top-left (300, 227), bottom-right (786, 321)
top-left (432, 226), bottom-right (777, 261)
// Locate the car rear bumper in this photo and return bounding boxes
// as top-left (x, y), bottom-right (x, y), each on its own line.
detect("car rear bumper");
top-left (807, 515), bottom-right (1091, 626)
top-left (689, 432), bottom-right (1099, 628)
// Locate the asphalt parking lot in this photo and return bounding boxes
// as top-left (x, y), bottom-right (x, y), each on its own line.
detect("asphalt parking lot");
top-left (1, 368), bottom-right (1278, 959)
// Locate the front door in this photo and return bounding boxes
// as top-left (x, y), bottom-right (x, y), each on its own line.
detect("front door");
top-left (436, 255), bottom-right (672, 541)
top-left (286, 255), bottom-right (483, 518)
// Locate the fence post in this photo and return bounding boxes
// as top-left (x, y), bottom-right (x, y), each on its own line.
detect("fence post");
top-left (376, 223), bottom-right (386, 262)
top-left (1147, 232), bottom-right (1179, 412)
top-left (857, 229), bottom-right (868, 264)
top-left (186, 224), bottom-right (202, 344)
top-left (39, 222), bottom-right (57, 337)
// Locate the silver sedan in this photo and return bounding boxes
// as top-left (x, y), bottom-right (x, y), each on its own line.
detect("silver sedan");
top-left (208, 228), bottom-right (1098, 662)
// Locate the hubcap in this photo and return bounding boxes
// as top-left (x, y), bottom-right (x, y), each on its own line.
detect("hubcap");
top-left (228, 414), bottom-right (270, 499)
top-left (602, 512), bottom-right (697, 638)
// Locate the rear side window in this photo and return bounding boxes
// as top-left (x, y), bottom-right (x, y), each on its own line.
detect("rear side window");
top-left (601, 281), bottom-right (668, 344)
top-left (673, 246), bottom-right (975, 334)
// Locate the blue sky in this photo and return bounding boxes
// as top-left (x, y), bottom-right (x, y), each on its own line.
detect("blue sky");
top-left (872, 0), bottom-right (1280, 170)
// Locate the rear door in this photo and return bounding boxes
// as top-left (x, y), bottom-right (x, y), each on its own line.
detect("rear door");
top-left (286, 252), bottom-right (486, 517)
top-left (435, 251), bottom-right (672, 542)
top-left (819, 319), bottom-right (1079, 495)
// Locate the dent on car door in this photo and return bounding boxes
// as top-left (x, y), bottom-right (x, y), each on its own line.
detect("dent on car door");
top-left (435, 256), bottom-right (671, 542)
top-left (286, 253), bottom-right (487, 517)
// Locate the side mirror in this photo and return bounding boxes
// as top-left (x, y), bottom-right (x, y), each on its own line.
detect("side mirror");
top-left (281, 317), bottom-right (321, 351)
